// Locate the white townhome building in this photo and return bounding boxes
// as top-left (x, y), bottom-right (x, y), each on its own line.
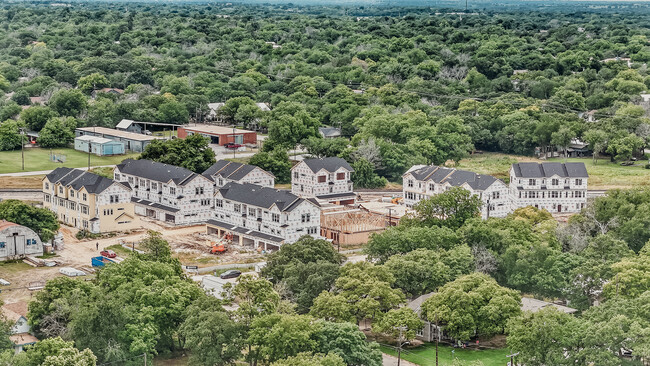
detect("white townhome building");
top-left (402, 165), bottom-right (510, 219)
top-left (207, 182), bottom-right (321, 251)
top-left (113, 159), bottom-right (214, 225)
top-left (291, 157), bottom-right (356, 205)
top-left (510, 162), bottom-right (588, 213)
top-left (202, 160), bottom-right (275, 188)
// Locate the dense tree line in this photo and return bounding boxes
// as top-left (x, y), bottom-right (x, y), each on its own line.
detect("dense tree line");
top-left (1, 4), bottom-right (650, 187)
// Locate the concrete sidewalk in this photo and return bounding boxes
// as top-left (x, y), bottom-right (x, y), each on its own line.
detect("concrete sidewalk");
top-left (0, 165), bottom-right (116, 177)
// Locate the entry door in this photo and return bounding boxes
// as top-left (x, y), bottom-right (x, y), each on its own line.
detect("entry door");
top-left (12, 235), bottom-right (25, 256)
top-left (557, 204), bottom-right (562, 212)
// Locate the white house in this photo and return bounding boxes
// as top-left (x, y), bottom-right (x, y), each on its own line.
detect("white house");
top-left (0, 221), bottom-right (43, 261)
top-left (208, 182), bottom-right (321, 251)
top-left (291, 157), bottom-right (355, 205)
top-left (402, 165), bottom-right (510, 219)
top-left (114, 159), bottom-right (214, 225)
top-left (510, 162), bottom-right (588, 213)
top-left (203, 160), bottom-right (275, 188)
top-left (1, 302), bottom-right (38, 353)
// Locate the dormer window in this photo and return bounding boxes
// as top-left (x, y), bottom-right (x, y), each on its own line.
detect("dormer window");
top-left (318, 176), bottom-right (326, 183)
top-left (552, 179), bottom-right (559, 185)
top-left (528, 179), bottom-right (535, 186)
top-left (336, 173), bottom-right (345, 180)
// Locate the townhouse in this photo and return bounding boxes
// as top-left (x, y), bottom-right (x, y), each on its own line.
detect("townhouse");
top-left (510, 162), bottom-right (588, 213)
top-left (402, 165), bottom-right (510, 219)
top-left (113, 159), bottom-right (214, 225)
top-left (203, 160), bottom-right (275, 188)
top-left (207, 182), bottom-right (321, 251)
top-left (291, 157), bottom-right (356, 205)
top-left (43, 168), bottom-right (139, 233)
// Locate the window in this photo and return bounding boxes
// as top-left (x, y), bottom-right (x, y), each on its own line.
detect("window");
top-left (59, 186), bottom-right (63, 194)
top-left (44, 194), bottom-right (51, 203)
top-left (103, 209), bottom-right (114, 216)
top-left (195, 187), bottom-right (204, 195)
top-left (308, 227), bottom-right (318, 234)
top-left (318, 175), bottom-right (326, 183)
top-left (45, 183), bottom-right (49, 189)
top-left (151, 182), bottom-right (157, 190)
top-left (492, 191), bottom-right (500, 199)
top-left (128, 177), bottom-right (134, 184)
top-left (429, 183), bottom-right (435, 191)
top-left (551, 191), bottom-right (559, 198)
top-left (83, 220), bottom-right (88, 229)
top-left (216, 199), bottom-right (223, 208)
top-left (552, 179), bottom-right (559, 185)
top-left (234, 204), bottom-right (241, 213)
top-left (272, 213), bottom-right (280, 223)
top-left (81, 205), bottom-right (89, 215)
top-left (83, 193), bottom-right (87, 201)
top-left (249, 208), bottom-right (256, 216)
top-left (0, 242), bottom-right (5, 249)
top-left (114, 173), bottom-right (121, 180)
top-left (528, 179), bottom-right (535, 186)
top-left (337, 172), bottom-right (345, 180)
top-left (575, 191), bottom-right (583, 198)
top-left (169, 187), bottom-right (176, 195)
top-left (301, 213), bottom-right (311, 223)
top-left (293, 172), bottom-right (298, 179)
top-left (575, 179), bottom-right (583, 185)
top-left (110, 195), bottom-right (119, 203)
top-left (140, 179), bottom-right (146, 187)
top-left (218, 178), bottom-right (224, 186)
top-left (408, 180), bottom-right (414, 188)
top-left (201, 199), bottom-right (211, 206)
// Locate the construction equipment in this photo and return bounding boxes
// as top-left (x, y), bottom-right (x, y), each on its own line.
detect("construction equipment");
top-left (209, 232), bottom-right (233, 254)
top-left (391, 197), bottom-right (403, 205)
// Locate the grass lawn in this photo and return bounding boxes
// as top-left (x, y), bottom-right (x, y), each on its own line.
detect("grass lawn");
top-left (0, 175), bottom-right (44, 189)
top-left (456, 153), bottom-right (650, 190)
top-left (0, 147), bottom-right (139, 174)
top-left (381, 344), bottom-right (509, 366)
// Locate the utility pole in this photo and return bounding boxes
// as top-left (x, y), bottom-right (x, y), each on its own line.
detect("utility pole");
top-left (435, 314), bottom-right (439, 366)
top-left (397, 326), bottom-right (404, 366)
top-left (506, 352), bottom-right (519, 366)
top-left (19, 128), bottom-right (25, 170)
top-left (233, 125), bottom-right (236, 160)
top-left (143, 352), bottom-right (147, 365)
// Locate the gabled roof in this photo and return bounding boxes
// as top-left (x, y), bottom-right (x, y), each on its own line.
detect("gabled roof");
top-left (45, 168), bottom-right (124, 194)
top-left (203, 160), bottom-right (274, 181)
top-left (511, 162), bottom-right (588, 178)
top-left (116, 159), bottom-right (204, 186)
top-left (300, 157), bottom-right (353, 173)
top-left (521, 297), bottom-right (577, 314)
top-left (217, 182), bottom-right (315, 212)
top-left (318, 127), bottom-right (342, 138)
top-left (405, 165), bottom-right (501, 191)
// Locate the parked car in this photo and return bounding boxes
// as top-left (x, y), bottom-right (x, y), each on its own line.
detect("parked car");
top-left (220, 269), bottom-right (241, 279)
top-left (100, 250), bottom-right (117, 258)
top-left (224, 143), bottom-right (242, 149)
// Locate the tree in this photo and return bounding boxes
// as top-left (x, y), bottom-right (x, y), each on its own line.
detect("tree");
top-left (583, 129), bottom-right (607, 164)
top-left (138, 230), bottom-right (176, 265)
top-left (0, 200), bottom-right (59, 241)
top-left (0, 120), bottom-right (25, 151)
top-left (11, 90), bottom-right (30, 105)
top-left (300, 137), bottom-right (349, 159)
top-left (384, 246), bottom-right (474, 297)
top-left (262, 236), bottom-right (343, 282)
top-left (373, 307), bottom-right (423, 352)
top-left (551, 127), bottom-right (575, 161)
top-left (139, 134), bottom-right (216, 173)
top-left (365, 225), bottom-right (462, 263)
top-left (77, 73), bottom-right (109, 94)
top-left (313, 321), bottom-right (382, 366)
top-left (309, 292), bottom-right (355, 324)
top-left (606, 134), bottom-right (644, 162)
top-left (179, 296), bottom-right (244, 366)
top-left (248, 314), bottom-right (319, 364)
top-left (229, 275), bottom-right (280, 328)
top-left (406, 187), bottom-right (482, 229)
top-left (311, 262), bottom-right (404, 324)
top-left (602, 243), bottom-right (650, 299)
top-left (38, 117), bottom-right (76, 148)
top-left (20, 106), bottom-right (58, 131)
top-left (48, 89), bottom-right (88, 117)
top-left (265, 102), bottom-right (320, 150)
top-left (506, 308), bottom-right (582, 366)
top-left (156, 100), bottom-right (189, 124)
top-left (25, 337), bottom-right (96, 366)
top-left (422, 273), bottom-right (521, 341)
top-left (351, 158), bottom-right (387, 189)
top-left (549, 89), bottom-right (585, 111)
top-left (249, 148), bottom-right (292, 184)
top-left (271, 353), bottom-right (345, 366)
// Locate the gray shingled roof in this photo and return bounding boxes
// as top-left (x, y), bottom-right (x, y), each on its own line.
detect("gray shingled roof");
top-left (116, 159), bottom-right (199, 185)
top-left (405, 165), bottom-right (501, 191)
top-left (45, 167), bottom-right (122, 194)
top-left (217, 182), bottom-right (313, 212)
top-left (203, 160), bottom-right (274, 181)
top-left (318, 127), bottom-right (342, 138)
top-left (511, 162), bottom-right (588, 178)
top-left (301, 157), bottom-right (353, 173)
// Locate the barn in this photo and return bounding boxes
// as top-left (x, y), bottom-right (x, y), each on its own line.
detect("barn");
top-left (0, 220), bottom-right (43, 261)
top-left (177, 125), bottom-right (257, 146)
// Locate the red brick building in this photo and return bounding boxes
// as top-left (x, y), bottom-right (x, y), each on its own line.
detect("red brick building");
top-left (177, 125), bottom-right (257, 146)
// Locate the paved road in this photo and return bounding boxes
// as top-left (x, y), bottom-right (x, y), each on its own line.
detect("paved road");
top-left (0, 165), bottom-right (116, 177)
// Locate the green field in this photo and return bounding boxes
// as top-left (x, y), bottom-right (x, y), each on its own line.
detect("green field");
top-left (381, 344), bottom-right (509, 366)
top-left (0, 148), bottom-right (139, 174)
top-left (456, 153), bottom-right (650, 190)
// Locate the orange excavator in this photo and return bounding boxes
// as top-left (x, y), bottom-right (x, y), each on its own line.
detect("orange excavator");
top-left (210, 232), bottom-right (233, 254)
